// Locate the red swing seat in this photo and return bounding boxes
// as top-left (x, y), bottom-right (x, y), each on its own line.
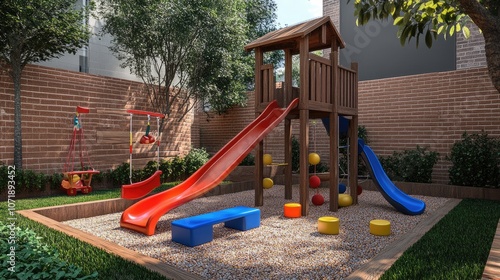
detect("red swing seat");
top-left (121, 170), bottom-right (162, 199)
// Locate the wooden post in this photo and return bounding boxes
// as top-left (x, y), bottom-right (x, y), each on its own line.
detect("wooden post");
top-left (351, 62), bottom-right (359, 110)
top-left (255, 140), bottom-right (264, 206)
top-left (349, 62), bottom-right (359, 205)
top-left (329, 111), bottom-right (339, 212)
top-left (284, 49), bottom-right (293, 107)
top-left (254, 48), bottom-right (263, 109)
top-left (299, 110), bottom-right (309, 216)
top-left (284, 118), bottom-right (292, 199)
top-left (349, 115), bottom-right (358, 205)
top-left (299, 36), bottom-right (310, 216)
top-left (330, 51), bottom-right (340, 212)
top-left (254, 48), bottom-right (264, 207)
top-left (299, 36), bottom-right (310, 110)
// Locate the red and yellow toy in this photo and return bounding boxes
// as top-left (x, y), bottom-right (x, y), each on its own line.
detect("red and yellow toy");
top-left (61, 106), bottom-right (99, 196)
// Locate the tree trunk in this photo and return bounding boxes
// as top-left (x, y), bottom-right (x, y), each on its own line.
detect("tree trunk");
top-left (10, 64), bottom-right (23, 170)
top-left (459, 0), bottom-right (500, 94)
top-left (483, 30), bottom-right (500, 94)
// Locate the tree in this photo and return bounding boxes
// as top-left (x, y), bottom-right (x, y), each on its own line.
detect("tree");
top-left (99, 0), bottom-right (253, 131)
top-left (243, 0), bottom-right (281, 88)
top-left (0, 0), bottom-right (94, 170)
top-left (352, 0), bottom-right (500, 94)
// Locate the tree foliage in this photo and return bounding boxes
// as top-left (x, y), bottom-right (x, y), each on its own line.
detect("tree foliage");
top-left (243, 0), bottom-right (281, 88)
top-left (0, 0), bottom-right (93, 67)
top-left (99, 0), bottom-right (259, 129)
top-left (351, 0), bottom-right (500, 94)
top-left (0, 0), bottom-right (94, 169)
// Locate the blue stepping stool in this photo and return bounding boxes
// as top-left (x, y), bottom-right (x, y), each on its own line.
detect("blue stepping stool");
top-left (171, 206), bottom-right (260, 247)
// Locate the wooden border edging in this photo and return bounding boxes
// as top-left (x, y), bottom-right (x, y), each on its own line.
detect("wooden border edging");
top-left (31, 198), bottom-right (138, 222)
top-left (17, 198), bottom-right (203, 280)
top-left (483, 219), bottom-right (500, 280)
top-left (359, 180), bottom-right (500, 201)
top-left (345, 198), bottom-right (462, 280)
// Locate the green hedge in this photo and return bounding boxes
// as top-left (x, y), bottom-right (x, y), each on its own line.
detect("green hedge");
top-left (380, 146), bottom-right (439, 183)
top-left (108, 148), bottom-right (209, 185)
top-left (0, 148), bottom-right (210, 196)
top-left (448, 131), bottom-right (499, 188)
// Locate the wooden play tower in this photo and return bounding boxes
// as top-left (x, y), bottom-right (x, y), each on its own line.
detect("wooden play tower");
top-left (244, 16), bottom-right (359, 215)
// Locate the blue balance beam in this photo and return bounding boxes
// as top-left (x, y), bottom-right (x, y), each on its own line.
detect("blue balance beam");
top-left (171, 206), bottom-right (260, 247)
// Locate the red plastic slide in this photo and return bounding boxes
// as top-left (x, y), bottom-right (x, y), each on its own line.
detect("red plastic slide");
top-left (120, 98), bottom-right (299, 235)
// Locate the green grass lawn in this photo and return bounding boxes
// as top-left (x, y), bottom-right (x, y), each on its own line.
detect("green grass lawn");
top-left (1, 187), bottom-right (499, 279)
top-left (381, 199), bottom-right (500, 279)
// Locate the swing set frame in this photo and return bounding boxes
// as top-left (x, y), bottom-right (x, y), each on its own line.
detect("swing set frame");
top-left (126, 109), bottom-right (165, 183)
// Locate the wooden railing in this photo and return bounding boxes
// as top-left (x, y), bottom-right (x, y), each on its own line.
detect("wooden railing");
top-left (309, 54), bottom-right (332, 104)
top-left (259, 64), bottom-right (275, 104)
top-left (255, 56), bottom-right (358, 116)
top-left (337, 64), bottom-right (358, 114)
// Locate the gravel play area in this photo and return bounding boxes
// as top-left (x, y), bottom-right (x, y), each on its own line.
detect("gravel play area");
top-left (63, 186), bottom-right (449, 279)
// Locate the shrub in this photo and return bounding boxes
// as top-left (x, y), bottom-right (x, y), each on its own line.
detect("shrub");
top-left (310, 162), bottom-right (329, 173)
top-left (291, 137), bottom-right (330, 174)
top-left (0, 222), bottom-right (98, 279)
top-left (239, 154), bottom-right (255, 166)
top-left (448, 131), bottom-right (500, 188)
top-left (184, 148), bottom-right (210, 175)
top-left (110, 162), bottom-right (150, 184)
top-left (132, 168), bottom-right (144, 182)
top-left (169, 156), bottom-right (186, 181)
top-left (142, 161), bottom-right (159, 179)
top-left (159, 160), bottom-right (172, 182)
top-left (89, 170), bottom-right (110, 186)
top-left (292, 125), bottom-right (368, 174)
top-left (0, 149), bottom-right (208, 196)
top-left (380, 146), bottom-right (439, 183)
top-left (49, 172), bottom-right (64, 190)
top-left (6, 169), bottom-right (48, 192)
top-left (20, 170), bottom-right (47, 191)
top-left (337, 125), bottom-right (369, 176)
top-left (0, 163), bottom-right (8, 192)
top-left (358, 125), bottom-right (369, 144)
top-left (110, 162), bottom-right (130, 185)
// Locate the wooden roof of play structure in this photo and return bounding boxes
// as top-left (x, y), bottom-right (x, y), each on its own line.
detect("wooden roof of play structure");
top-left (245, 16), bottom-right (345, 54)
top-left (244, 16), bottom-right (356, 117)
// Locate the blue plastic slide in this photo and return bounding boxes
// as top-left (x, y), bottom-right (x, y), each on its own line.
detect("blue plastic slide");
top-left (358, 139), bottom-right (426, 215)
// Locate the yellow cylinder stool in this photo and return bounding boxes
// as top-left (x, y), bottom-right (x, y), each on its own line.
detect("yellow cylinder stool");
top-left (370, 219), bottom-right (391, 236)
top-left (284, 203), bottom-right (301, 218)
top-left (318, 216), bottom-right (339, 235)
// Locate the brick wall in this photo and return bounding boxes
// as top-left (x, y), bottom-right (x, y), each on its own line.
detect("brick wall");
top-left (197, 92), bottom-right (256, 154)
top-left (358, 67), bottom-right (499, 183)
top-left (2, 66), bottom-right (498, 186)
top-left (323, 0), bottom-right (339, 27)
top-left (0, 65), bottom-right (195, 174)
top-left (197, 67), bottom-right (500, 184)
top-left (456, 23), bottom-right (487, 69)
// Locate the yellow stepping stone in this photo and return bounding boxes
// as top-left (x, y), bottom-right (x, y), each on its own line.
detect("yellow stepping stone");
top-left (370, 219), bottom-right (391, 236)
top-left (318, 216), bottom-right (339, 235)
